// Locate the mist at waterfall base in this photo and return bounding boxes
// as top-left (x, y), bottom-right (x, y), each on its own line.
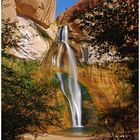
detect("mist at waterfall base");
top-left (52, 25), bottom-right (82, 127)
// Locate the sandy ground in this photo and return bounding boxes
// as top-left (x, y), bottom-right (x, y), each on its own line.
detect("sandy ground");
top-left (36, 135), bottom-right (109, 140)
top-left (18, 134), bottom-right (110, 140)
top-left (18, 132), bottom-right (138, 140)
top-left (45, 135), bottom-right (92, 140)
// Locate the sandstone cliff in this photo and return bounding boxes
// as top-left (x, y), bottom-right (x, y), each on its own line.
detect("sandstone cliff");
top-left (2, 0), bottom-right (17, 22)
top-left (2, 0), bottom-right (57, 60)
top-left (4, 17), bottom-right (50, 60)
top-left (15, 0), bottom-right (56, 28)
top-left (78, 64), bottom-right (132, 110)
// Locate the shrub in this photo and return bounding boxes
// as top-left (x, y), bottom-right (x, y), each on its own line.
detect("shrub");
top-left (2, 19), bottom-right (21, 50)
top-left (2, 54), bottom-right (62, 140)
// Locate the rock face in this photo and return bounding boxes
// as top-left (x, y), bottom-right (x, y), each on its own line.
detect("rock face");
top-left (57, 0), bottom-right (102, 24)
top-left (5, 17), bottom-right (50, 60)
top-left (2, 0), bottom-right (58, 60)
top-left (78, 66), bottom-right (122, 110)
top-left (15, 0), bottom-right (56, 28)
top-left (2, 0), bottom-right (17, 22)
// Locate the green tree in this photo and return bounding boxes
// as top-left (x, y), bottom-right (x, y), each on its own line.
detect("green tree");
top-left (2, 54), bottom-right (62, 140)
top-left (79, 0), bottom-right (139, 139)
top-left (79, 0), bottom-right (138, 58)
top-left (98, 104), bottom-right (138, 140)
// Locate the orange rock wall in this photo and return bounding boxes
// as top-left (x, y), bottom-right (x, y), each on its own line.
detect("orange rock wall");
top-left (15, 0), bottom-right (56, 28)
top-left (78, 66), bottom-right (122, 110)
top-left (2, 0), bottom-right (17, 22)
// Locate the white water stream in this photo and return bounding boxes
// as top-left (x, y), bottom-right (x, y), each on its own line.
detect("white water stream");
top-left (53, 26), bottom-right (82, 127)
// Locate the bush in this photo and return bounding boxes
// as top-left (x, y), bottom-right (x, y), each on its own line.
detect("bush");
top-left (98, 104), bottom-right (138, 140)
top-left (2, 19), bottom-right (21, 50)
top-left (2, 54), bottom-right (62, 140)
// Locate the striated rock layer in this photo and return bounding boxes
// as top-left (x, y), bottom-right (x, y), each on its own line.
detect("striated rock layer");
top-left (2, 0), bottom-right (17, 22)
top-left (78, 66), bottom-right (123, 110)
top-left (5, 17), bottom-right (50, 60)
top-left (15, 0), bottom-right (56, 28)
top-left (2, 0), bottom-right (58, 60)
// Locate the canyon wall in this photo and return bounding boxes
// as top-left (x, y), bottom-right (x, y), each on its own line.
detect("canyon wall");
top-left (78, 64), bottom-right (132, 110)
top-left (2, 0), bottom-right (17, 22)
top-left (15, 0), bottom-right (56, 28)
top-left (2, 0), bottom-right (58, 60)
top-left (2, 0), bottom-right (56, 28)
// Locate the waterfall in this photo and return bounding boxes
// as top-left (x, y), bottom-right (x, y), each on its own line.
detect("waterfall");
top-left (53, 26), bottom-right (82, 127)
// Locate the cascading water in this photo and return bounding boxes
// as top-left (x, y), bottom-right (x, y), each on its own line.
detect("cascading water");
top-left (53, 26), bottom-right (82, 127)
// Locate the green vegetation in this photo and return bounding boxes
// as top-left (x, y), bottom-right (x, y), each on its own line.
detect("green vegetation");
top-left (79, 0), bottom-right (138, 58)
top-left (2, 19), bottom-right (21, 50)
top-left (2, 54), bottom-right (63, 140)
